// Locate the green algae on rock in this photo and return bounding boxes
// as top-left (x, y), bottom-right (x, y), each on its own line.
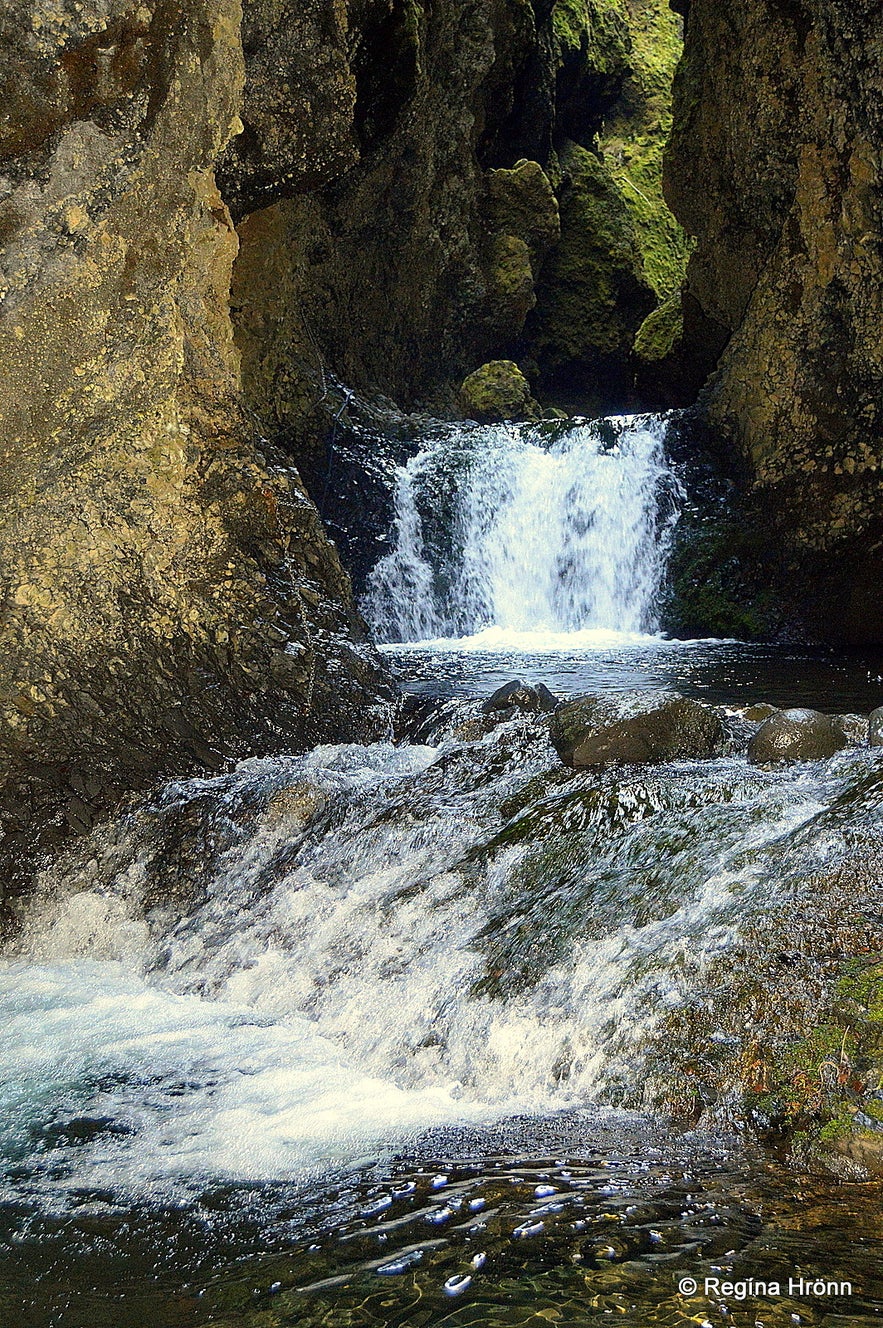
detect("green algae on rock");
top-left (459, 360), bottom-right (542, 423)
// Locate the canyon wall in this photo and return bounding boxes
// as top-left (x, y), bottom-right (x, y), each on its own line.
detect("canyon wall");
top-left (665, 0), bottom-right (883, 644)
top-left (0, 0), bottom-right (392, 900)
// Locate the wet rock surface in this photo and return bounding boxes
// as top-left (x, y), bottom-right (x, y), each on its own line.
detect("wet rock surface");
top-left (550, 695), bottom-right (725, 767)
top-left (748, 708), bottom-right (851, 765)
top-left (482, 680), bottom-right (559, 715)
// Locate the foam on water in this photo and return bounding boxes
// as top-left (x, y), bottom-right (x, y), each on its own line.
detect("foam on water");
top-left (0, 958), bottom-right (495, 1202)
top-left (3, 731), bottom-right (873, 1207)
top-left (384, 627), bottom-right (722, 653)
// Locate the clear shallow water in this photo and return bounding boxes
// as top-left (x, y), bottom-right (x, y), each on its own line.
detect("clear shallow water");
top-left (4, 1110), bottom-right (882, 1327)
top-left (1, 700), bottom-right (883, 1325)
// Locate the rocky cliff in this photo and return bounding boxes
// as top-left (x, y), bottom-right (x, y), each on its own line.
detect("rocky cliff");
top-left (0, 0), bottom-right (393, 903)
top-left (665, 0), bottom-right (883, 645)
top-left (0, 0), bottom-right (687, 895)
top-left (229, 0), bottom-right (687, 469)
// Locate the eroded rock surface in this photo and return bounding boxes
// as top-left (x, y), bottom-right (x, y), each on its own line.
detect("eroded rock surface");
top-left (665, 0), bottom-right (883, 644)
top-left (0, 0), bottom-right (392, 902)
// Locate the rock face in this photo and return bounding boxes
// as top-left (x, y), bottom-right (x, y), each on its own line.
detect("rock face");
top-left (748, 710), bottom-right (850, 765)
top-left (550, 695), bottom-right (724, 767)
top-left (0, 0), bottom-right (392, 897)
top-left (229, 0), bottom-right (688, 478)
top-left (665, 0), bottom-right (883, 644)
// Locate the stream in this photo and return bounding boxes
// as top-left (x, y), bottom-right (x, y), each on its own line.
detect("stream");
top-left (2, 415), bottom-right (883, 1326)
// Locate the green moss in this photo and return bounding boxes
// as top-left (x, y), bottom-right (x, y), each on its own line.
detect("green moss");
top-left (746, 957), bottom-right (883, 1173)
top-left (599, 1), bottom-right (691, 302)
top-left (530, 141), bottom-right (654, 373)
top-left (459, 360), bottom-right (541, 423)
top-left (485, 161), bottom-right (560, 272)
top-left (663, 516), bottom-right (782, 642)
top-left (835, 958), bottom-right (883, 1022)
top-left (633, 291), bottom-right (682, 362)
top-left (550, 0), bottom-right (631, 68)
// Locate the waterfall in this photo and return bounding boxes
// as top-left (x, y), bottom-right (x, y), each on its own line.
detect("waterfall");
top-left (362, 414), bottom-right (681, 644)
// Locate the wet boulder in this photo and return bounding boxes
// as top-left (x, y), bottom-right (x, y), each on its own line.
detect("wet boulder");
top-left (748, 708), bottom-right (849, 765)
top-left (742, 703), bottom-right (779, 723)
top-left (482, 679), bottom-right (558, 715)
top-left (550, 696), bottom-right (724, 768)
top-left (870, 706), bottom-right (883, 747)
top-left (834, 713), bottom-right (870, 747)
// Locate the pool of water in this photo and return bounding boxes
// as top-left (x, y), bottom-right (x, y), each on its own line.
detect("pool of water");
top-left (4, 1110), bottom-right (882, 1327)
top-left (388, 634), bottom-right (883, 714)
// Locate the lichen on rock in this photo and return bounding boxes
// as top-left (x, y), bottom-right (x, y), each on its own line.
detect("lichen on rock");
top-left (0, 0), bottom-right (393, 906)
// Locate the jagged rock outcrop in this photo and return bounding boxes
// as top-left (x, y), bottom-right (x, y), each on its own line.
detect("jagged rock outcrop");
top-left (665, 0), bottom-right (883, 644)
top-left (0, 0), bottom-right (392, 902)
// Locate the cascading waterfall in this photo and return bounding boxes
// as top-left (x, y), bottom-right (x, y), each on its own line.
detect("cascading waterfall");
top-left (4, 714), bottom-right (880, 1204)
top-left (363, 414), bottom-right (681, 644)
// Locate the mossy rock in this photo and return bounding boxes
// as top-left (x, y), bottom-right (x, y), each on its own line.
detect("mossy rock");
top-left (633, 292), bottom-right (684, 363)
top-left (483, 233), bottom-right (537, 337)
top-left (459, 360), bottom-right (542, 423)
top-left (528, 140), bottom-right (655, 384)
top-left (484, 161), bottom-right (561, 272)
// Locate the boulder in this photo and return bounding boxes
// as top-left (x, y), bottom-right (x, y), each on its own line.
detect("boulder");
top-left (459, 361), bottom-right (541, 423)
top-left (742, 703), bottom-right (779, 723)
top-left (748, 709), bottom-right (850, 765)
top-left (834, 714), bottom-right (870, 747)
top-left (550, 696), bottom-right (724, 768)
top-left (482, 680), bottom-right (559, 714)
top-left (870, 707), bottom-right (883, 748)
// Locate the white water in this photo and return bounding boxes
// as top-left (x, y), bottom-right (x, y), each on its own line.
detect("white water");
top-left (363, 415), bottom-right (680, 646)
top-left (2, 730), bottom-right (873, 1207)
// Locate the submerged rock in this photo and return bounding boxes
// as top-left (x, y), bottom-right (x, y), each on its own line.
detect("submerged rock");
top-left (748, 709), bottom-right (849, 765)
top-left (834, 713), bottom-right (870, 747)
top-left (482, 680), bottom-right (559, 715)
top-left (550, 696), bottom-right (724, 768)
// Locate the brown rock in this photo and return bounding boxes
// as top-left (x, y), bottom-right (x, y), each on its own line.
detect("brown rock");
top-left (550, 696), bottom-right (724, 767)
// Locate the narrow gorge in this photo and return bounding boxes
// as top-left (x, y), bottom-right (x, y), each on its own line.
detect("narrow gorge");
top-left (1, 2), bottom-right (883, 1325)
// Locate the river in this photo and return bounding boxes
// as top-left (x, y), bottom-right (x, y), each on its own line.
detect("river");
top-left (2, 415), bottom-right (882, 1326)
